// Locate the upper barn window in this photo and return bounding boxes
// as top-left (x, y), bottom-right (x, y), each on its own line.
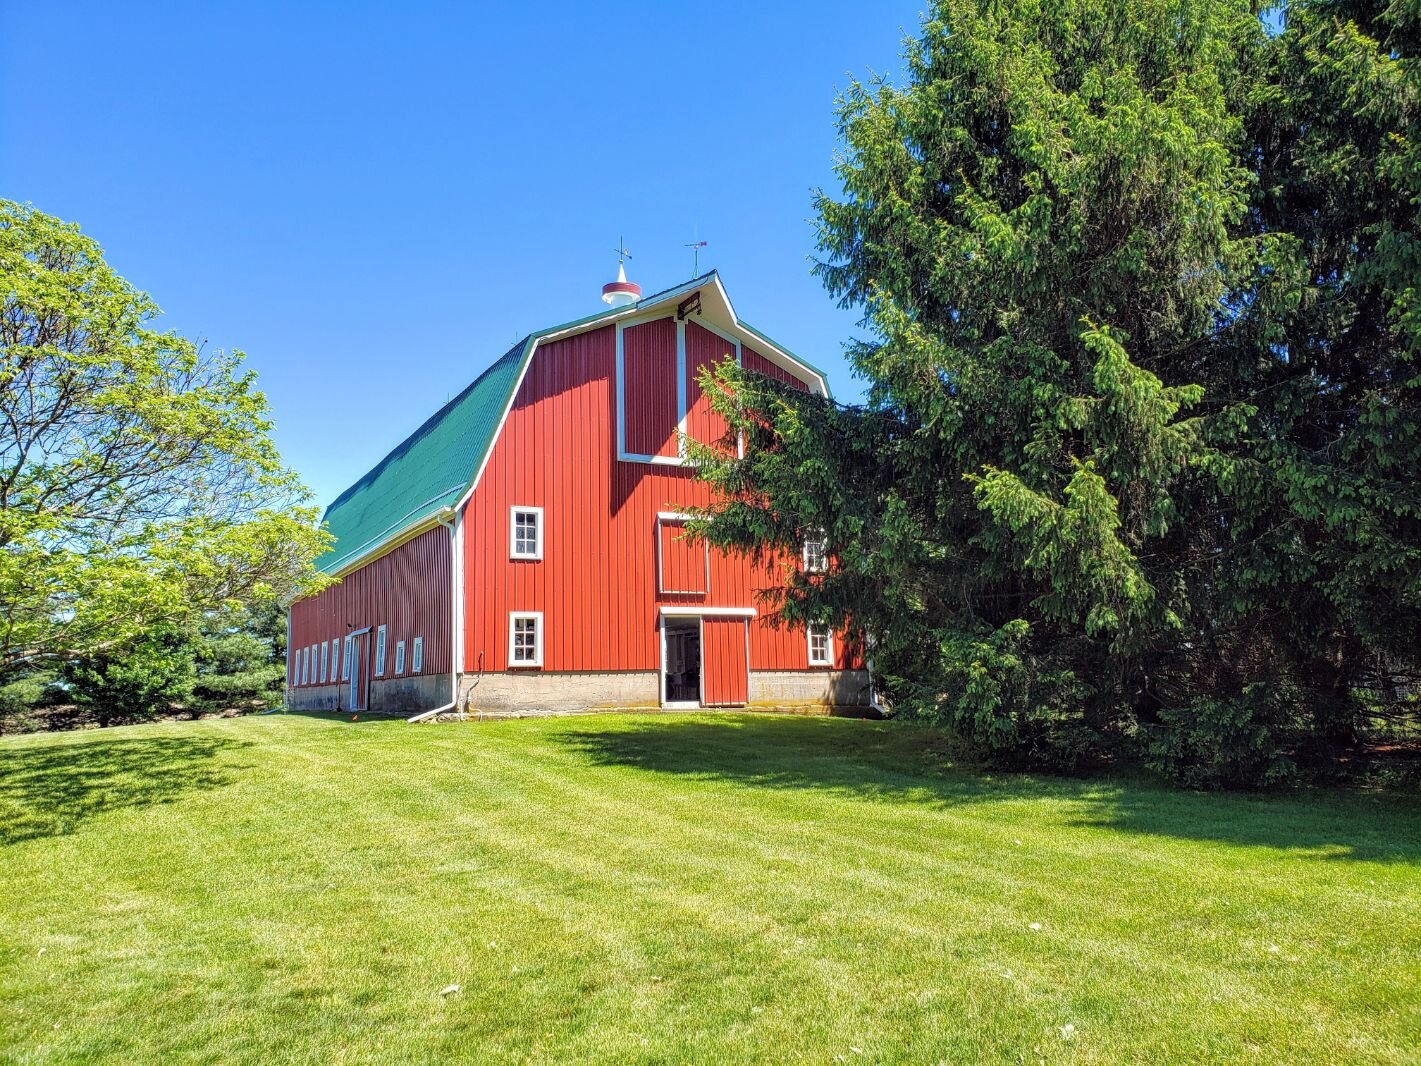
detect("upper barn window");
top-left (510, 506), bottom-right (543, 560)
top-left (803, 532), bottom-right (827, 574)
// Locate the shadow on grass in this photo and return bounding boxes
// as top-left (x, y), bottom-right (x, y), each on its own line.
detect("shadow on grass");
top-left (0, 733), bottom-right (251, 846)
top-left (559, 714), bottom-right (1421, 865)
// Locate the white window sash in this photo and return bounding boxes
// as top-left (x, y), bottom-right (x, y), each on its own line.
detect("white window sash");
top-left (508, 611), bottom-right (544, 667)
top-left (807, 625), bottom-right (834, 666)
top-left (394, 640), bottom-right (406, 675)
top-left (412, 637), bottom-right (423, 674)
top-left (374, 625), bottom-right (387, 677)
top-left (341, 636), bottom-right (352, 681)
top-left (802, 534), bottom-right (827, 573)
top-left (510, 506), bottom-right (544, 560)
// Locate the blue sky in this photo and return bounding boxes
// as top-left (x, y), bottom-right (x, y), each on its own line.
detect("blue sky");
top-left (2, 1), bottom-right (919, 507)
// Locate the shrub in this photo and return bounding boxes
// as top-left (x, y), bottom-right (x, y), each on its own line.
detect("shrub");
top-left (892, 620), bottom-right (1098, 772)
top-left (1146, 690), bottom-right (1299, 790)
top-left (62, 629), bottom-right (197, 727)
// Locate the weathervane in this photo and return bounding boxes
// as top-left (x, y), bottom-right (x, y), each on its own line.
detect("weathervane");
top-left (614, 236), bottom-right (632, 266)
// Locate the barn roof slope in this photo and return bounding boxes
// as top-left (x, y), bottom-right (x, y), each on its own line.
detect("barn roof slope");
top-left (313, 271), bottom-right (829, 576)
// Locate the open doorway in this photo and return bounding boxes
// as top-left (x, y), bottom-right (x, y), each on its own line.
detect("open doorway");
top-left (661, 618), bottom-right (702, 707)
top-left (348, 630), bottom-right (369, 711)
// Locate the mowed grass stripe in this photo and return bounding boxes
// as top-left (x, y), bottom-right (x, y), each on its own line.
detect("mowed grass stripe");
top-left (1, 712), bottom-right (1417, 1064)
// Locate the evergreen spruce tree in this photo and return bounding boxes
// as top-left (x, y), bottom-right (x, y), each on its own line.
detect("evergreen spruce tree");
top-left (691, 0), bottom-right (1420, 784)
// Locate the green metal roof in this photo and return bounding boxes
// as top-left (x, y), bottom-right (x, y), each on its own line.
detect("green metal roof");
top-left (313, 270), bottom-right (829, 575)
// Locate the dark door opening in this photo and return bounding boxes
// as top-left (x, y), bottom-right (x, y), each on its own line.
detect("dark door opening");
top-left (663, 618), bottom-right (702, 705)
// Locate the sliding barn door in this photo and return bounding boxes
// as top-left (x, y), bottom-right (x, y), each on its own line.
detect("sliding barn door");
top-left (701, 616), bottom-right (749, 707)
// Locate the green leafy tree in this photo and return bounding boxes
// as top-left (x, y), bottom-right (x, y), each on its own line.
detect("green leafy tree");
top-left (691, 0), bottom-right (1420, 783)
top-left (0, 201), bottom-right (329, 681)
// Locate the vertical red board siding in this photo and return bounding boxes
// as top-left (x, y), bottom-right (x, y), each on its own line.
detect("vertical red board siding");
top-left (462, 315), bottom-right (862, 675)
top-left (702, 617), bottom-right (749, 706)
top-left (685, 321), bottom-right (734, 450)
top-left (623, 318), bottom-right (679, 458)
top-left (658, 519), bottom-right (708, 595)
top-left (289, 525), bottom-right (451, 685)
top-left (742, 344), bottom-right (804, 388)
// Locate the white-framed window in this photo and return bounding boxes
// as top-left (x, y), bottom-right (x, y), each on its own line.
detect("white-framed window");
top-left (411, 636), bottom-right (424, 674)
top-left (329, 638), bottom-right (340, 682)
top-left (374, 625), bottom-right (388, 677)
top-left (808, 624), bottom-right (834, 666)
top-left (300, 646), bottom-right (309, 686)
top-left (394, 640), bottom-right (406, 675)
top-left (803, 532), bottom-right (827, 573)
top-left (510, 506), bottom-right (543, 560)
top-left (320, 641), bottom-right (329, 683)
top-left (509, 611), bottom-right (543, 667)
top-left (341, 635), bottom-right (352, 681)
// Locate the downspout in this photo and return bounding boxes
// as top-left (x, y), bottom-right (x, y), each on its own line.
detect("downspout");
top-left (864, 630), bottom-right (888, 717)
top-left (408, 506), bottom-right (463, 723)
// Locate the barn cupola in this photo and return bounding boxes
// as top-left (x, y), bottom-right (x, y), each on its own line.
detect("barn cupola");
top-left (601, 242), bottom-right (641, 308)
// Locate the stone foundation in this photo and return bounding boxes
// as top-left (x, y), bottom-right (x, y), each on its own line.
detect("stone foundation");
top-left (288, 672), bottom-right (452, 715)
top-left (291, 668), bottom-right (874, 718)
top-left (463, 671), bottom-right (660, 715)
top-left (749, 669), bottom-right (873, 711)
top-left (459, 669), bottom-right (873, 717)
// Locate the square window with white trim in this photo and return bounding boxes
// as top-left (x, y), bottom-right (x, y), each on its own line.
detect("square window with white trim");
top-left (411, 636), bottom-right (423, 674)
top-left (509, 611), bottom-right (543, 667)
top-left (394, 639), bottom-right (406, 675)
top-left (510, 506), bottom-right (543, 560)
top-left (808, 624), bottom-right (834, 666)
top-left (803, 532), bottom-right (827, 573)
top-left (374, 625), bottom-right (387, 677)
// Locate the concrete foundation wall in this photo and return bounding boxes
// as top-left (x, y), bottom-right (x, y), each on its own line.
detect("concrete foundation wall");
top-left (288, 672), bottom-right (452, 715)
top-left (460, 669), bottom-right (872, 717)
top-left (287, 683), bottom-right (343, 713)
top-left (750, 670), bottom-right (873, 709)
top-left (464, 671), bottom-right (660, 715)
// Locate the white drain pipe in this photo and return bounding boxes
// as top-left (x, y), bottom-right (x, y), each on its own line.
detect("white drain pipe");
top-left (408, 507), bottom-right (462, 723)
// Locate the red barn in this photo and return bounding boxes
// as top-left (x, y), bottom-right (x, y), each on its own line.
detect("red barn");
top-left (287, 270), bottom-right (869, 717)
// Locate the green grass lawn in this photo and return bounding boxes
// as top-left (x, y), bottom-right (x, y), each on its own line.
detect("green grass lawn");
top-left (1, 713), bottom-right (1417, 1064)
